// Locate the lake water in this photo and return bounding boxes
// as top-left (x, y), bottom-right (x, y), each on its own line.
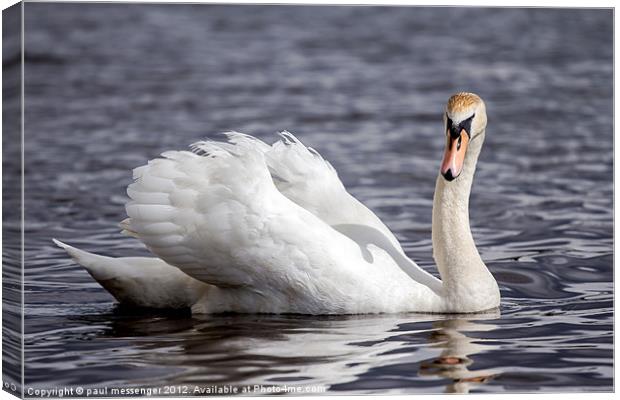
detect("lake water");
top-left (3, 3), bottom-right (613, 395)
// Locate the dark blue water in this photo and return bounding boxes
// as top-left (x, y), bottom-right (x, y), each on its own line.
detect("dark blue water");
top-left (6, 3), bottom-right (614, 394)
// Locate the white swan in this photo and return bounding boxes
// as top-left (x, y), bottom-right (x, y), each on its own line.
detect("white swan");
top-left (55, 92), bottom-right (500, 314)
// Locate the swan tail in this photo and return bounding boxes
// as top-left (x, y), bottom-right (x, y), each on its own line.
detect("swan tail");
top-left (53, 239), bottom-right (208, 309)
top-left (53, 239), bottom-right (119, 281)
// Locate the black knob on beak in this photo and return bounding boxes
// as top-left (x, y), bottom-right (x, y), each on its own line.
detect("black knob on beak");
top-left (442, 169), bottom-right (455, 181)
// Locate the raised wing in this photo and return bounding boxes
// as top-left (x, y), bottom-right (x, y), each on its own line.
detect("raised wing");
top-left (263, 132), bottom-right (442, 293)
top-left (124, 132), bottom-right (441, 297)
top-left (123, 135), bottom-right (402, 313)
top-left (265, 131), bottom-right (401, 247)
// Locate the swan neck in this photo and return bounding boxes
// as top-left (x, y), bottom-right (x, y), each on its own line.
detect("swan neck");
top-left (431, 131), bottom-right (496, 302)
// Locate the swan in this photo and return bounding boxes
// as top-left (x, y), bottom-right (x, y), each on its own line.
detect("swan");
top-left (54, 92), bottom-right (500, 314)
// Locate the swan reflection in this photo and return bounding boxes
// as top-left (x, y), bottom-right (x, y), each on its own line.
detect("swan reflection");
top-left (419, 316), bottom-right (501, 393)
top-left (65, 308), bottom-right (501, 393)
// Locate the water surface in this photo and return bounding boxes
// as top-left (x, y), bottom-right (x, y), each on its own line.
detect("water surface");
top-left (5, 4), bottom-right (614, 394)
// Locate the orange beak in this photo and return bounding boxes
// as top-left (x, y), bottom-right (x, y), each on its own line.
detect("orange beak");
top-left (440, 129), bottom-right (469, 181)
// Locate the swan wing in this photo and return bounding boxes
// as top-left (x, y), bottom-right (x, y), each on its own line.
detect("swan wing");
top-left (262, 132), bottom-right (442, 292)
top-left (264, 131), bottom-right (401, 247)
top-left (124, 136), bottom-right (421, 313)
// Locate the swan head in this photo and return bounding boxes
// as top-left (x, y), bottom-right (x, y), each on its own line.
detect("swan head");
top-left (440, 92), bottom-right (487, 181)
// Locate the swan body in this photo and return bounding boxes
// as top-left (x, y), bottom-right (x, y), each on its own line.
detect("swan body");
top-left (55, 93), bottom-right (500, 314)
